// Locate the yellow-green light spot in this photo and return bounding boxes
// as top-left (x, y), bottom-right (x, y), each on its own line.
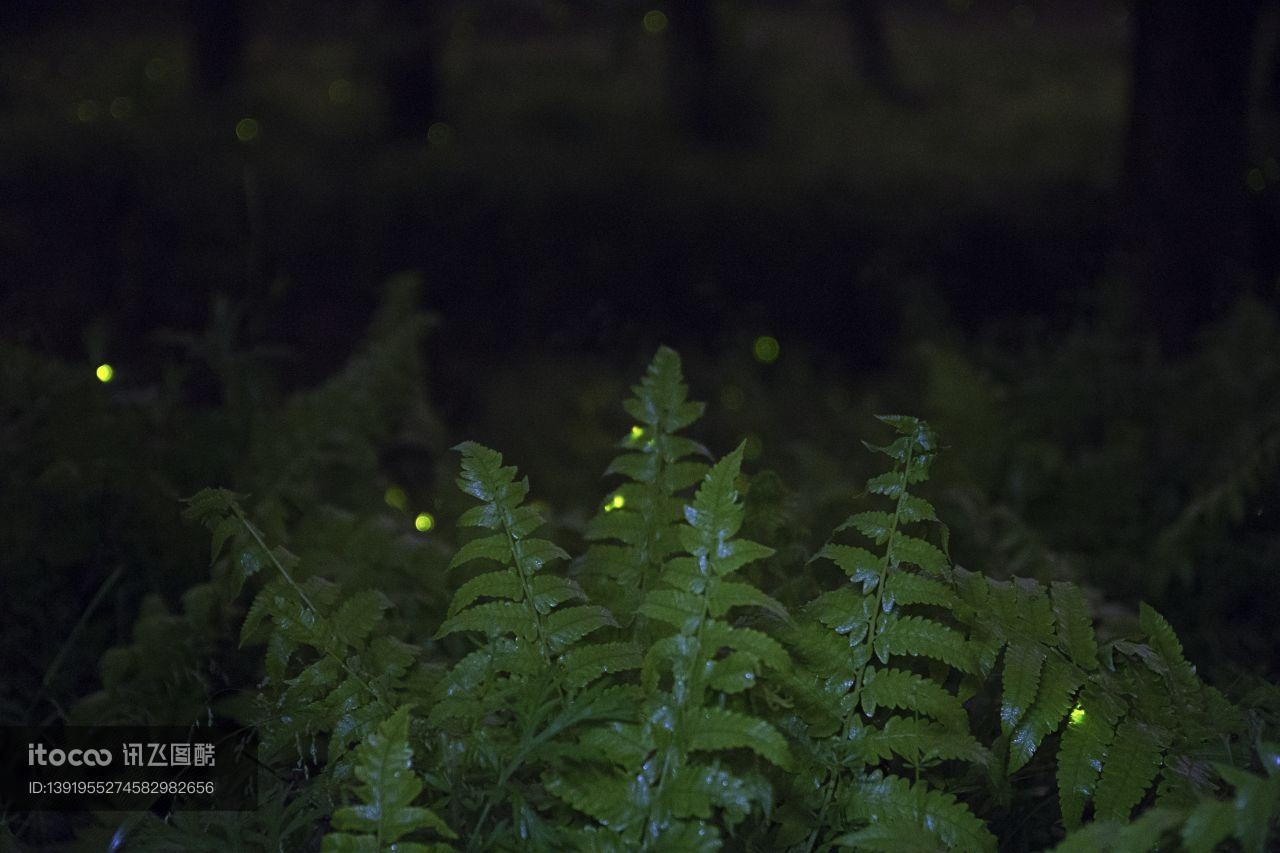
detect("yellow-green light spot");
top-left (753, 335), bottom-right (780, 364)
top-left (427, 121), bottom-right (452, 147)
top-left (1246, 167), bottom-right (1266, 193)
top-left (629, 425), bottom-right (645, 441)
top-left (235, 117), bottom-right (260, 143)
top-left (145, 57), bottom-right (169, 82)
top-left (642, 10), bottom-right (668, 34)
top-left (76, 99), bottom-right (101, 123)
top-left (109, 96), bottom-right (134, 120)
top-left (1069, 706), bottom-right (1086, 726)
top-left (384, 486), bottom-right (408, 511)
top-left (95, 363), bottom-right (114, 383)
top-left (604, 493), bottom-right (626, 512)
top-left (719, 384), bottom-right (745, 411)
top-left (414, 512), bottom-right (435, 532)
top-left (328, 78), bottom-right (353, 105)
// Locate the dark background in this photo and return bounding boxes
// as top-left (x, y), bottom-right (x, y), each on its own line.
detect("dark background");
top-left (2, 0), bottom-right (1279, 728)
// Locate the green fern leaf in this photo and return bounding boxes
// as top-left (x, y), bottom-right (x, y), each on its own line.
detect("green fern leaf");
top-left (560, 642), bottom-right (643, 691)
top-left (1057, 688), bottom-right (1122, 829)
top-left (836, 821), bottom-right (947, 852)
top-left (333, 590), bottom-right (393, 648)
top-left (1000, 641), bottom-right (1048, 733)
top-left (839, 772), bottom-right (996, 852)
top-left (1007, 653), bottom-right (1084, 773)
top-left (581, 348), bottom-right (708, 627)
top-left (860, 667), bottom-right (969, 728)
top-left (838, 510), bottom-right (896, 545)
top-left (531, 574), bottom-right (587, 613)
top-left (1093, 717), bottom-right (1164, 822)
top-left (706, 578), bottom-right (787, 618)
top-left (639, 589), bottom-right (704, 632)
top-left (817, 543), bottom-right (882, 590)
top-left (809, 587), bottom-right (874, 639)
top-left (882, 572), bottom-right (957, 610)
top-left (1212, 762), bottom-right (1280, 853)
top-left (434, 601), bottom-right (536, 641)
top-left (705, 651), bottom-right (764, 694)
top-left (665, 764), bottom-right (772, 825)
top-left (854, 715), bottom-right (989, 765)
top-left (689, 707), bottom-right (793, 769)
top-left (448, 533), bottom-right (512, 569)
top-left (544, 605), bottom-right (617, 653)
top-left (897, 494), bottom-right (938, 523)
top-left (873, 616), bottom-right (978, 674)
top-left (445, 571), bottom-right (522, 617)
top-left (323, 707), bottom-right (455, 852)
top-left (544, 771), bottom-right (641, 830)
top-left (1180, 799), bottom-right (1236, 853)
top-left (701, 622), bottom-right (790, 670)
top-left (1138, 603), bottom-right (1199, 690)
top-left (890, 533), bottom-right (950, 575)
top-left (1050, 582), bottom-right (1098, 670)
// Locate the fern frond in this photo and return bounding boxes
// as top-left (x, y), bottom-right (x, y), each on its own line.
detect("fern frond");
top-left (554, 444), bottom-right (790, 848)
top-left (1057, 688), bottom-right (1123, 829)
top-left (1000, 641), bottom-right (1048, 733)
top-left (581, 347), bottom-right (709, 631)
top-left (323, 706), bottom-right (456, 852)
top-left (784, 416), bottom-right (996, 848)
top-left (441, 443), bottom-right (628, 688)
top-left (1007, 653), bottom-right (1085, 774)
top-left (837, 772), bottom-right (997, 852)
top-left (1093, 717), bottom-right (1165, 822)
top-left (1050, 582), bottom-right (1098, 671)
top-left (852, 715), bottom-right (989, 766)
top-left (689, 707), bottom-right (793, 769)
top-left (859, 667), bottom-right (969, 728)
top-left (1138, 603), bottom-right (1198, 691)
top-left (873, 614), bottom-right (978, 674)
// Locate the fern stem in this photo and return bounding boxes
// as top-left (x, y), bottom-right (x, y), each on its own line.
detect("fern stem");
top-left (26, 565), bottom-right (123, 723)
top-left (804, 775), bottom-right (840, 853)
top-left (231, 505), bottom-right (385, 707)
top-left (642, 540), bottom-right (716, 848)
top-left (805, 438), bottom-right (916, 852)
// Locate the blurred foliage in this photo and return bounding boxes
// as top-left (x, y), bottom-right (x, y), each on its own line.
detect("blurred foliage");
top-left (0, 275), bottom-right (442, 727)
top-left (3, 339), bottom-right (1278, 850)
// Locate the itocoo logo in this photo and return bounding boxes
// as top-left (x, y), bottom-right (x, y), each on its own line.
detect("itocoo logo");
top-left (28, 743), bottom-right (113, 767)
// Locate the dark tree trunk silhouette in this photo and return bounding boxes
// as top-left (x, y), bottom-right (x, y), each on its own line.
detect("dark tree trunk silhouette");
top-left (668, 0), bottom-right (724, 143)
top-left (1122, 0), bottom-right (1263, 351)
top-left (190, 0), bottom-right (245, 95)
top-left (843, 0), bottom-right (904, 101)
top-left (385, 0), bottom-right (442, 140)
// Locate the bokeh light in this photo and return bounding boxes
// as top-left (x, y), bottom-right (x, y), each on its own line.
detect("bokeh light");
top-left (1069, 706), bottom-right (1086, 726)
top-left (109, 97), bottom-right (133, 120)
top-left (384, 486), bottom-right (408, 511)
top-left (76, 100), bottom-right (101, 123)
top-left (604, 493), bottom-right (626, 512)
top-left (235, 118), bottom-right (260, 143)
top-left (719, 384), bottom-right (745, 411)
top-left (753, 335), bottom-right (780, 364)
top-left (328, 78), bottom-right (354, 105)
top-left (144, 57), bottom-right (169, 82)
top-left (414, 512), bottom-right (435, 532)
top-left (427, 122), bottom-right (453, 147)
top-left (642, 10), bottom-right (668, 35)
top-left (95, 363), bottom-right (114, 383)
